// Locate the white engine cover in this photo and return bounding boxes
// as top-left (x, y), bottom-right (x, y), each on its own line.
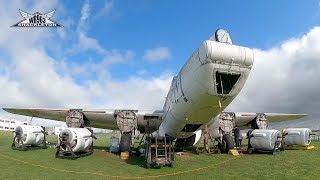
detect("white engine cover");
top-left (284, 128), bottom-right (312, 146)
top-left (250, 129), bottom-right (281, 151)
top-left (59, 128), bottom-right (93, 152)
top-left (15, 125), bottom-right (44, 145)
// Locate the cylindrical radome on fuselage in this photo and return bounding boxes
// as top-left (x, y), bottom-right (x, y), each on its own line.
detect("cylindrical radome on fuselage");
top-left (159, 40), bottom-right (254, 138)
top-left (284, 128), bottom-right (312, 146)
top-left (14, 125), bottom-right (45, 145)
top-left (59, 128), bottom-right (93, 152)
top-left (198, 40), bottom-right (254, 66)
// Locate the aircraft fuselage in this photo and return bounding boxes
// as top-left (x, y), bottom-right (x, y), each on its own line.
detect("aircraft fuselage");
top-left (158, 40), bottom-right (254, 138)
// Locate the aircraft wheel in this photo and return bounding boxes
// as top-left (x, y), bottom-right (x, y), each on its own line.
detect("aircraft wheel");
top-left (119, 133), bottom-right (131, 152)
top-left (218, 134), bottom-right (234, 153)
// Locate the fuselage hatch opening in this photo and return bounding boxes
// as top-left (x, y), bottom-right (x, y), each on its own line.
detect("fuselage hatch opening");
top-left (215, 71), bottom-right (241, 95)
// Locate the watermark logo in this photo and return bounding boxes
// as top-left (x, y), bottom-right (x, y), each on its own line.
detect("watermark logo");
top-left (11, 9), bottom-right (62, 27)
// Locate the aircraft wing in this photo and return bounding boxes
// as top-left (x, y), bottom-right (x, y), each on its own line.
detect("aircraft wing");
top-left (234, 112), bottom-right (307, 126)
top-left (2, 108), bottom-right (162, 132)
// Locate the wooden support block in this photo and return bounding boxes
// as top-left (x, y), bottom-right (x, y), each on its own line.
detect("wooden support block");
top-left (228, 149), bottom-right (239, 156)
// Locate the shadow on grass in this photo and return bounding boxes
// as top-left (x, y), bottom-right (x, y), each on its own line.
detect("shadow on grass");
top-left (124, 155), bottom-right (148, 168)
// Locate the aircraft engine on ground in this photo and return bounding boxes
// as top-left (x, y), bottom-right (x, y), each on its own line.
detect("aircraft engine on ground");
top-left (58, 128), bottom-right (93, 152)
top-left (14, 125), bottom-right (45, 145)
top-left (284, 128), bottom-right (312, 146)
top-left (249, 129), bottom-right (282, 151)
top-left (12, 125), bottom-right (47, 150)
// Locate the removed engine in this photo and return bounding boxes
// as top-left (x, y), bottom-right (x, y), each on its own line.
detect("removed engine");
top-left (56, 128), bottom-right (95, 159)
top-left (12, 125), bottom-right (47, 151)
top-left (248, 129), bottom-right (283, 154)
top-left (283, 128), bottom-right (312, 146)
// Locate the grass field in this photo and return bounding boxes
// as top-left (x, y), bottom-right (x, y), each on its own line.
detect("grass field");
top-left (0, 131), bottom-right (319, 180)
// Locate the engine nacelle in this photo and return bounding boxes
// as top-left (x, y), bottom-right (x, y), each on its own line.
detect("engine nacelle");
top-left (66, 109), bottom-right (85, 128)
top-left (249, 129), bottom-right (281, 151)
top-left (59, 128), bottom-right (93, 152)
top-left (251, 114), bottom-right (268, 129)
top-left (115, 110), bottom-right (138, 133)
top-left (284, 128), bottom-right (312, 146)
top-left (14, 125), bottom-right (45, 145)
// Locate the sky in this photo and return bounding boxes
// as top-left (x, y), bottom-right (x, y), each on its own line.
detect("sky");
top-left (0, 0), bottom-right (320, 129)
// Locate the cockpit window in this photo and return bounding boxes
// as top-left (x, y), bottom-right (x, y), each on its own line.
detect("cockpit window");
top-left (216, 72), bottom-right (240, 95)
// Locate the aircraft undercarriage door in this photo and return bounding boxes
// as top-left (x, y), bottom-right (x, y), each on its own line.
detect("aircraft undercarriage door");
top-left (218, 112), bottom-right (235, 134)
top-left (251, 113), bottom-right (268, 129)
top-left (115, 110), bottom-right (138, 133)
top-left (66, 109), bottom-right (85, 128)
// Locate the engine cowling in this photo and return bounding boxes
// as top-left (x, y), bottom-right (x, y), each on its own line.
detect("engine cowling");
top-left (284, 128), bottom-right (312, 146)
top-left (251, 114), bottom-right (268, 129)
top-left (115, 110), bottom-right (137, 133)
top-left (249, 129), bottom-right (281, 151)
top-left (59, 128), bottom-right (93, 152)
top-left (14, 125), bottom-right (45, 145)
top-left (66, 109), bottom-right (85, 128)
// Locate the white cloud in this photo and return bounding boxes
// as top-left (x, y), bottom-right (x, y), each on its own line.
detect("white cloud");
top-left (78, 0), bottom-right (90, 32)
top-left (227, 27), bottom-right (320, 116)
top-left (143, 47), bottom-right (172, 61)
top-left (78, 32), bottom-right (105, 53)
top-left (96, 0), bottom-right (113, 18)
top-left (69, 0), bottom-right (105, 54)
top-left (0, 0), bottom-right (172, 111)
top-left (87, 72), bottom-right (173, 110)
top-left (0, 0), bottom-right (90, 109)
top-left (57, 17), bottom-right (74, 40)
top-left (102, 49), bottom-right (135, 65)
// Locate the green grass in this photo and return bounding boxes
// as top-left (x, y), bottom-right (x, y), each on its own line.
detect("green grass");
top-left (0, 131), bottom-right (319, 179)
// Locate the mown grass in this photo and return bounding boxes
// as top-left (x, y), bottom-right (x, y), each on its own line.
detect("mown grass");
top-left (0, 131), bottom-right (319, 179)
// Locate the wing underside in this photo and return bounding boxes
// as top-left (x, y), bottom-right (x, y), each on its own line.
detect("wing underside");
top-left (2, 108), bottom-right (162, 131)
top-left (234, 112), bottom-right (307, 126)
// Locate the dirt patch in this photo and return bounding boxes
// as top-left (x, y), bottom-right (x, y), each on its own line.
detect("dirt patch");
top-left (93, 150), bottom-right (114, 157)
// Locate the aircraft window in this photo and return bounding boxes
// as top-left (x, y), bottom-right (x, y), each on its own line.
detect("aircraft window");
top-left (24, 123), bottom-right (27, 125)
top-left (10, 121), bottom-right (15, 123)
top-left (182, 124), bottom-right (202, 132)
top-left (0, 120), bottom-right (4, 122)
top-left (216, 72), bottom-right (240, 95)
top-left (0, 126), bottom-right (3, 128)
top-left (5, 127), bottom-right (9, 129)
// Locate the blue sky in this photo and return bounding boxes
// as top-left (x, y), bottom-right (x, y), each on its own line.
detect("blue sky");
top-left (49, 0), bottom-right (320, 81)
top-left (1, 0), bottom-right (320, 129)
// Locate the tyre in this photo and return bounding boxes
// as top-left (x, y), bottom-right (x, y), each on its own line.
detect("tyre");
top-left (218, 134), bottom-right (234, 153)
top-left (119, 133), bottom-right (131, 152)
